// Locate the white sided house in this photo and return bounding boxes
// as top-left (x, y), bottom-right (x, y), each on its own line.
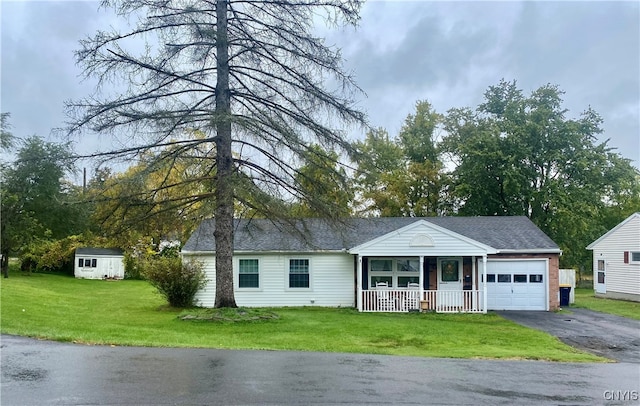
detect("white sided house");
top-left (74, 248), bottom-right (125, 280)
top-left (587, 213), bottom-right (640, 302)
top-left (182, 217), bottom-right (562, 312)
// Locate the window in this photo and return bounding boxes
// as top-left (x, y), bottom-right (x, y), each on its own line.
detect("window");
top-left (529, 274), bottom-right (543, 283)
top-left (514, 274), bottom-right (527, 283)
top-left (371, 276), bottom-right (393, 287)
top-left (598, 272), bottom-right (605, 284)
top-left (597, 260), bottom-right (605, 271)
top-left (78, 258), bottom-right (97, 268)
top-left (370, 258), bottom-right (420, 288)
top-left (632, 252), bottom-right (640, 262)
top-left (239, 259), bottom-right (259, 288)
top-left (497, 274), bottom-right (511, 283)
top-left (289, 259), bottom-right (309, 288)
top-left (398, 276), bottom-right (419, 287)
top-left (370, 259), bottom-right (392, 272)
top-left (398, 259), bottom-right (419, 272)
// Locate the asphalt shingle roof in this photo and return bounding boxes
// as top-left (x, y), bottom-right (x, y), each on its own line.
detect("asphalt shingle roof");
top-left (182, 216), bottom-right (559, 253)
top-left (75, 247), bottom-right (124, 256)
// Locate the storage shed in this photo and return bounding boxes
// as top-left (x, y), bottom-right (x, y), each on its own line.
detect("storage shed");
top-left (74, 248), bottom-right (125, 280)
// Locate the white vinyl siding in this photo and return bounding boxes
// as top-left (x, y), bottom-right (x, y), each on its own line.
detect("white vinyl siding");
top-left (589, 214), bottom-right (640, 298)
top-left (189, 252), bottom-right (354, 307)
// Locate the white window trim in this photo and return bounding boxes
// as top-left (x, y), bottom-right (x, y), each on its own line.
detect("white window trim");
top-left (235, 258), bottom-right (262, 291)
top-left (285, 257), bottom-right (312, 291)
top-left (630, 251), bottom-right (640, 264)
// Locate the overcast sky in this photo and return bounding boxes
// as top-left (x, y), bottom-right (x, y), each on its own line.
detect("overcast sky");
top-left (1, 1), bottom-right (639, 171)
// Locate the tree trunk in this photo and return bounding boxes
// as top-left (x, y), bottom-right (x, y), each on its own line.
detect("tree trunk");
top-left (1, 250), bottom-right (8, 278)
top-left (213, 0), bottom-right (237, 308)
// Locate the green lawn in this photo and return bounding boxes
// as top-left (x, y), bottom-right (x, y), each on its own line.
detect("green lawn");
top-left (572, 288), bottom-right (640, 320)
top-left (0, 271), bottom-right (605, 362)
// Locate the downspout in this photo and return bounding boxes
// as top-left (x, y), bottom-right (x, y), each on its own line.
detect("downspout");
top-left (482, 255), bottom-right (488, 314)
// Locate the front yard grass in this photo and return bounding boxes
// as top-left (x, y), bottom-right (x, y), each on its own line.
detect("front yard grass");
top-left (0, 271), bottom-right (605, 362)
top-left (572, 288), bottom-right (640, 320)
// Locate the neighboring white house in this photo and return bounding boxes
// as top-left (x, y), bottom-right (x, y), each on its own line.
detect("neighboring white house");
top-left (587, 213), bottom-right (640, 302)
top-left (182, 217), bottom-right (562, 312)
top-left (74, 248), bottom-right (125, 280)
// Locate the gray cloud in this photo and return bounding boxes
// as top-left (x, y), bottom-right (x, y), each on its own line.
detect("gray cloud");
top-left (1, 1), bottom-right (638, 168)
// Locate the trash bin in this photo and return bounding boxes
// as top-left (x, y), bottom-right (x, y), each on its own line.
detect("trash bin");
top-left (559, 286), bottom-right (571, 306)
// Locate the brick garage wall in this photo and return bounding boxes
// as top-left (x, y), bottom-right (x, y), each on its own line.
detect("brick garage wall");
top-left (488, 253), bottom-right (561, 311)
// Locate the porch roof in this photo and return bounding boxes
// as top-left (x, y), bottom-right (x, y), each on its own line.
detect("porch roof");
top-left (183, 216), bottom-right (560, 254)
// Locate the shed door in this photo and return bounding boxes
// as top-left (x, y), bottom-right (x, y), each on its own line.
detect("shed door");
top-left (481, 260), bottom-right (547, 311)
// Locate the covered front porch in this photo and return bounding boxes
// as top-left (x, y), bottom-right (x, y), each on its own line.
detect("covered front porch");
top-left (356, 255), bottom-right (489, 313)
top-left (349, 219), bottom-right (497, 314)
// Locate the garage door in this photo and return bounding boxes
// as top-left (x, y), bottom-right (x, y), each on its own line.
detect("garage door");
top-left (481, 260), bottom-right (547, 311)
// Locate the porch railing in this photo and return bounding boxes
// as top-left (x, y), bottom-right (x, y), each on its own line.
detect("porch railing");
top-left (361, 290), bottom-right (484, 313)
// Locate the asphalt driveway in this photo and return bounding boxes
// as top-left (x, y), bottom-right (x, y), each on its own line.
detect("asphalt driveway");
top-left (497, 308), bottom-right (640, 363)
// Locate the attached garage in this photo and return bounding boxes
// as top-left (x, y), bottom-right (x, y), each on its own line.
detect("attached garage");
top-left (481, 259), bottom-right (548, 311)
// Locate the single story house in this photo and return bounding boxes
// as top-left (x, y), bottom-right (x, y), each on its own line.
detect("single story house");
top-left (74, 248), bottom-right (125, 280)
top-left (587, 213), bottom-right (640, 302)
top-left (182, 217), bottom-right (561, 312)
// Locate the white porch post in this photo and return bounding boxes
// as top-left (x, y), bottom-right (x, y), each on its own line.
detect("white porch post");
top-left (419, 255), bottom-right (424, 301)
top-left (482, 255), bottom-right (487, 314)
top-left (472, 256), bottom-right (476, 311)
top-left (472, 256), bottom-right (476, 290)
top-left (357, 255), bottom-right (363, 312)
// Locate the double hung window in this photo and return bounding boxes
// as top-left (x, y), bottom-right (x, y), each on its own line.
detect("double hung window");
top-left (289, 259), bottom-right (310, 288)
top-left (239, 259), bottom-right (259, 288)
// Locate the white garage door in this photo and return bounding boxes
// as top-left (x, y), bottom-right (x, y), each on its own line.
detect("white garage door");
top-left (481, 260), bottom-right (547, 311)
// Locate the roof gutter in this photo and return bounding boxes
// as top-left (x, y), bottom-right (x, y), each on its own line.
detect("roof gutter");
top-left (495, 248), bottom-right (563, 254)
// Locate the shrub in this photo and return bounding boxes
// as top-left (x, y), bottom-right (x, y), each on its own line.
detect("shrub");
top-left (19, 234), bottom-right (113, 275)
top-left (123, 253), bottom-right (144, 280)
top-left (142, 256), bottom-right (207, 307)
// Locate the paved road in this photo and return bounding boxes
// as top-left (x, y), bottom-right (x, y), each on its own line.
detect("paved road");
top-left (497, 308), bottom-right (640, 363)
top-left (2, 334), bottom-right (639, 405)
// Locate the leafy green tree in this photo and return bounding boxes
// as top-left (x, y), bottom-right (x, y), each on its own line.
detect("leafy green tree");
top-left (1, 137), bottom-right (82, 277)
top-left (1, 112), bottom-right (15, 151)
top-left (354, 101), bottom-right (446, 217)
top-left (87, 139), bottom-right (217, 249)
top-left (441, 80), bottom-right (640, 274)
top-left (291, 144), bottom-right (354, 218)
top-left (67, 0), bottom-right (366, 307)
top-left (1, 112), bottom-right (15, 277)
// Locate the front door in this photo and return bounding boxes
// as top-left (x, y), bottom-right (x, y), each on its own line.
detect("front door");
top-left (438, 258), bottom-right (463, 307)
top-left (595, 258), bottom-right (606, 294)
